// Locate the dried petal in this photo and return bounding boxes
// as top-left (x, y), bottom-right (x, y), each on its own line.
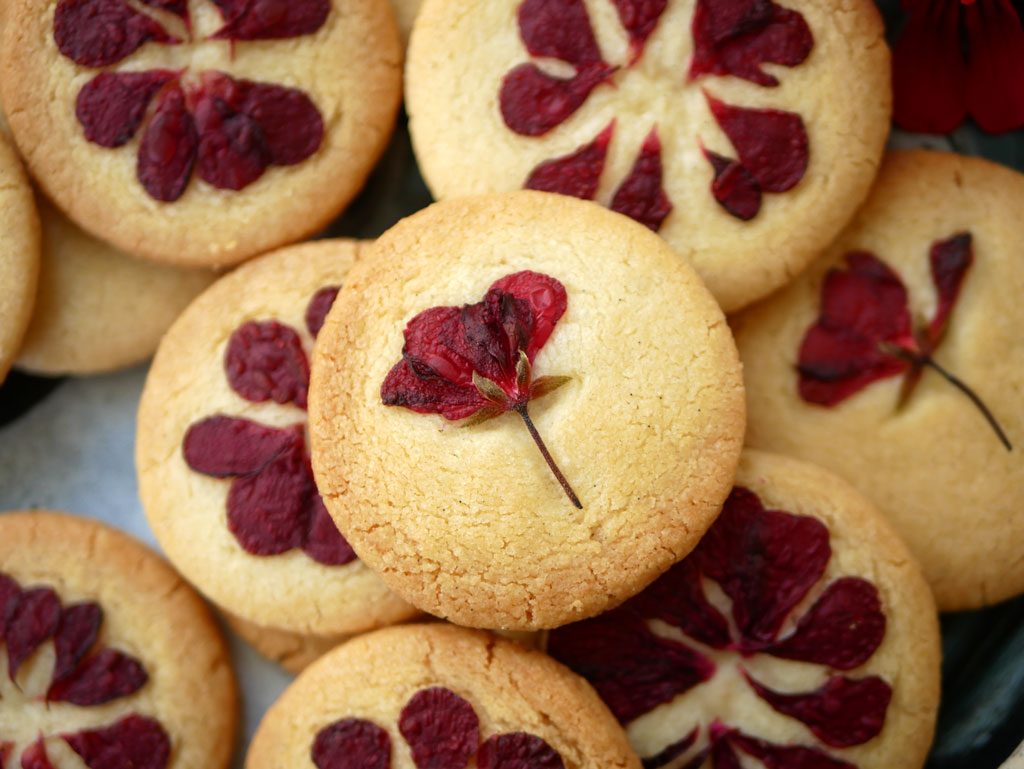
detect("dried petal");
top-left (224, 321), bottom-right (310, 408)
top-left (54, 0), bottom-right (175, 68)
top-left (525, 124), bottom-right (614, 202)
top-left (76, 71), bottom-right (175, 148)
top-left (927, 232), bottom-right (973, 347)
top-left (398, 687), bottom-right (480, 769)
top-left (227, 444), bottom-right (312, 556)
top-left (51, 602), bottom-right (102, 684)
top-left (20, 740), bottom-right (56, 769)
top-left (704, 149), bottom-right (761, 221)
top-left (729, 731), bottom-right (856, 769)
top-left (195, 94), bottom-right (270, 191)
top-left (306, 286), bottom-right (341, 338)
top-left (477, 733), bottom-right (565, 769)
top-left (0, 573), bottom-right (20, 642)
top-left (382, 359), bottom-right (489, 421)
top-left (611, 0), bottom-right (668, 60)
top-left (312, 719), bottom-right (391, 769)
top-left (517, 0), bottom-right (603, 64)
top-left (64, 715), bottom-right (171, 769)
top-left (500, 63), bottom-right (614, 137)
top-left (237, 81), bottom-right (325, 165)
top-left (48, 648), bottom-right (149, 706)
top-left (303, 494), bottom-right (358, 566)
top-left (211, 0), bottom-right (329, 40)
top-left (963, 0), bottom-right (1024, 133)
top-left (184, 417), bottom-right (301, 478)
top-left (137, 85), bottom-right (198, 203)
top-left (6, 586), bottom-right (60, 679)
top-left (610, 128), bottom-right (673, 232)
top-left (488, 272), bottom-right (568, 361)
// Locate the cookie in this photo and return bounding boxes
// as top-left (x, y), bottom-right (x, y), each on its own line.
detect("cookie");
top-left (0, 132), bottom-right (40, 384)
top-left (137, 240), bottom-right (417, 635)
top-left (733, 150), bottom-right (1024, 610)
top-left (308, 192), bottom-right (745, 630)
top-left (247, 623), bottom-right (640, 769)
top-left (0, 510), bottom-right (237, 769)
top-left (405, 0), bottom-right (891, 313)
top-left (16, 198), bottom-right (216, 375)
top-left (227, 614), bottom-right (348, 675)
top-left (546, 450), bottom-right (941, 769)
top-left (0, 0), bottom-right (401, 268)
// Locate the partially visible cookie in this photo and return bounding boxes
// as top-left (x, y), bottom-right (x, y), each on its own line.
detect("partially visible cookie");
top-left (406, 0), bottom-right (891, 312)
top-left (309, 192), bottom-right (745, 631)
top-left (227, 614), bottom-right (347, 675)
top-left (247, 623), bottom-right (640, 769)
top-left (734, 150), bottom-right (1024, 610)
top-left (547, 450), bottom-right (941, 769)
top-left (138, 240), bottom-right (417, 636)
top-left (17, 198), bottom-right (216, 375)
top-left (0, 132), bottom-right (39, 384)
top-left (0, 510), bottom-right (237, 769)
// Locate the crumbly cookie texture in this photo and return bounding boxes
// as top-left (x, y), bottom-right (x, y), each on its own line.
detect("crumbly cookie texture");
top-left (0, 0), bottom-right (401, 268)
top-left (0, 510), bottom-right (238, 769)
top-left (406, 0), bottom-right (890, 312)
top-left (137, 240), bottom-right (417, 635)
top-left (247, 623), bottom-right (640, 769)
top-left (17, 198), bottom-right (216, 375)
top-left (734, 149), bottom-right (1024, 610)
top-left (309, 191), bottom-right (745, 630)
top-left (0, 132), bottom-right (40, 384)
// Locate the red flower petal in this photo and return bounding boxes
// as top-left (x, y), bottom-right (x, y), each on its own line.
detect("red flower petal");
top-left (184, 417), bottom-right (302, 478)
top-left (76, 71), bottom-right (176, 149)
top-left (224, 320), bottom-right (310, 408)
top-left (517, 0), bottom-right (605, 65)
top-left (611, 0), bottom-right (668, 61)
top-left (525, 123), bottom-right (614, 202)
top-left (20, 740), bottom-right (56, 769)
top-left (210, 0), bottom-right (329, 40)
top-left (236, 80), bottom-right (325, 165)
top-left (892, 0), bottom-right (968, 133)
top-left (381, 359), bottom-right (489, 421)
top-left (689, 0), bottom-right (813, 86)
top-left (137, 84), bottom-right (198, 203)
top-left (312, 720), bottom-right (391, 769)
top-left (728, 732), bottom-right (856, 769)
top-left (547, 611), bottom-right (715, 724)
top-left (500, 63), bottom-right (614, 137)
top-left (704, 149), bottom-right (762, 221)
top-left (194, 94), bottom-right (270, 191)
top-left (64, 715), bottom-right (171, 769)
top-left (963, 0), bottom-right (1024, 133)
top-left (0, 573), bottom-right (19, 643)
top-left (302, 494), bottom-right (358, 566)
top-left (610, 128), bottom-right (673, 232)
top-left (398, 688), bottom-right (480, 769)
top-left (50, 602), bottom-right (102, 684)
top-left (745, 673), bottom-right (892, 748)
top-left (306, 286), bottom-right (341, 338)
top-left (927, 232), bottom-right (973, 347)
top-left (477, 733), bottom-right (565, 769)
top-left (692, 487), bottom-right (831, 646)
top-left (460, 289), bottom-right (536, 384)
top-left (0, 743), bottom-right (11, 768)
top-left (6, 586), bottom-right (60, 680)
top-left (797, 252), bottom-right (915, 406)
top-left (766, 577), bottom-right (886, 670)
top-left (47, 648), bottom-right (149, 706)
top-left (54, 0), bottom-right (175, 68)
top-left (488, 271), bottom-right (568, 362)
top-left (705, 94), bottom-right (808, 193)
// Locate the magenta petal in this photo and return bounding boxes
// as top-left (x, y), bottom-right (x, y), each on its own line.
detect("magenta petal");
top-left (500, 63), bottom-right (614, 137)
top-left (963, 0), bottom-right (1024, 133)
top-left (211, 0), bottom-right (329, 40)
top-left (729, 732), bottom-right (856, 769)
top-left (746, 672), bottom-right (892, 748)
top-left (477, 733), bottom-right (565, 769)
top-left (64, 715), bottom-right (171, 769)
top-left (611, 0), bottom-right (668, 60)
top-left (237, 81), bottom-right (324, 165)
top-left (380, 359), bottom-right (488, 421)
top-left (488, 271), bottom-right (569, 361)
top-left (704, 149), bottom-right (762, 221)
top-left (306, 286), bottom-right (341, 338)
top-left (517, 0), bottom-right (604, 64)
top-left (0, 573), bottom-right (19, 642)
top-left (184, 417), bottom-right (302, 478)
top-left (547, 611), bottom-right (715, 724)
top-left (767, 577), bottom-right (886, 670)
top-left (6, 587), bottom-right (60, 679)
top-left (525, 123), bottom-right (614, 202)
top-left (312, 719), bottom-right (391, 769)
top-left (76, 71), bottom-right (175, 148)
top-left (51, 602), bottom-right (102, 683)
top-left (137, 85), bottom-right (198, 203)
top-left (927, 232), bottom-right (973, 347)
top-left (195, 95), bottom-right (269, 191)
top-left (302, 494), bottom-right (358, 566)
top-left (399, 688), bottom-right (480, 769)
top-left (400, 306), bottom-right (476, 386)
top-left (610, 128), bottom-right (673, 232)
top-left (54, 0), bottom-right (175, 68)
top-left (224, 320), bottom-right (310, 408)
top-left (47, 648), bottom-right (148, 706)
top-left (20, 739), bottom-right (56, 769)
top-left (226, 446), bottom-right (312, 556)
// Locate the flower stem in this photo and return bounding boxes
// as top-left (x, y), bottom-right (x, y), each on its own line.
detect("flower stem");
top-left (514, 403), bottom-right (583, 509)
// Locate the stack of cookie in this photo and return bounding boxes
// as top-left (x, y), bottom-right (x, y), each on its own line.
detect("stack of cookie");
top-left (1, 0), bottom-right (1022, 768)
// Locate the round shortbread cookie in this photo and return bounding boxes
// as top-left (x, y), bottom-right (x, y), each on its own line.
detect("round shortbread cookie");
top-left (0, 0), bottom-right (401, 268)
top-left (406, 0), bottom-right (891, 312)
top-left (546, 450), bottom-right (941, 769)
top-left (247, 623), bottom-right (640, 769)
top-left (309, 192), bottom-right (745, 630)
top-left (733, 150), bottom-right (1024, 610)
top-left (0, 132), bottom-right (40, 384)
top-left (0, 511), bottom-right (237, 769)
top-left (137, 240), bottom-right (416, 635)
top-left (17, 198), bottom-right (216, 375)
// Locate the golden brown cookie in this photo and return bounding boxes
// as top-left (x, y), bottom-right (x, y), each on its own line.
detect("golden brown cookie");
top-left (247, 623), bottom-right (640, 769)
top-left (0, 0), bottom-right (401, 268)
top-left (546, 450), bottom-right (941, 769)
top-left (0, 510), bottom-right (237, 769)
top-left (734, 150), bottom-right (1024, 610)
top-left (309, 192), bottom-right (745, 630)
top-left (0, 132), bottom-right (40, 384)
top-left (406, 0), bottom-right (891, 312)
top-left (16, 199), bottom-right (216, 375)
top-left (137, 240), bottom-right (417, 636)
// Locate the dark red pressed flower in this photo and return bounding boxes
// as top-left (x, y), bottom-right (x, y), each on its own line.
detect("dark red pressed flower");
top-left (893, 0), bottom-right (1024, 134)
top-left (548, 486), bottom-right (892, 768)
top-left (183, 287), bottom-right (358, 565)
top-left (55, 0), bottom-right (326, 201)
top-left (381, 271), bottom-right (582, 508)
top-left (797, 233), bottom-right (1012, 450)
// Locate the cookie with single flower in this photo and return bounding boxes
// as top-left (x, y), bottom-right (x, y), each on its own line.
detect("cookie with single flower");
top-left (0, 0), bottom-right (400, 268)
top-left (546, 450), bottom-right (941, 769)
top-left (308, 192), bottom-right (745, 630)
top-left (17, 198), bottom-right (216, 375)
top-left (247, 623), bottom-right (640, 769)
top-left (733, 150), bottom-right (1024, 610)
top-left (0, 510), bottom-right (237, 769)
top-left (137, 240), bottom-right (417, 636)
top-left (0, 133), bottom-right (40, 384)
top-left (406, 0), bottom-right (891, 312)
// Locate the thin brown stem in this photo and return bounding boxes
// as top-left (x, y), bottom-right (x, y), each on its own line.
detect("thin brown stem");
top-left (514, 403), bottom-right (583, 509)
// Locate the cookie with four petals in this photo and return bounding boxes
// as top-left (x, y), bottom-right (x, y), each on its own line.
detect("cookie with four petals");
top-left (0, 0), bottom-right (401, 268)
top-left (308, 192), bottom-right (745, 630)
top-left (546, 450), bottom-right (941, 769)
top-left (733, 150), bottom-right (1024, 610)
top-left (406, 0), bottom-right (891, 312)
top-left (247, 623), bottom-right (640, 769)
top-left (0, 510), bottom-right (237, 769)
top-left (137, 240), bottom-right (416, 636)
